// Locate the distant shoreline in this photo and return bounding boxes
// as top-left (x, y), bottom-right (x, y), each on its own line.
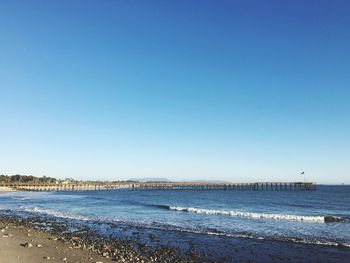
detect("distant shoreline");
top-left (0, 187), bottom-right (16, 192)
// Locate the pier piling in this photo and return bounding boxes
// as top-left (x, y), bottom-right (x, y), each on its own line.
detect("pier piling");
top-left (4, 182), bottom-right (316, 192)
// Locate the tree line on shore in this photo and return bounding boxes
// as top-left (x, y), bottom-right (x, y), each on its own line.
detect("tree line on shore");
top-left (0, 174), bottom-right (59, 184)
top-left (0, 175), bottom-right (139, 186)
top-left (0, 174), bottom-right (168, 185)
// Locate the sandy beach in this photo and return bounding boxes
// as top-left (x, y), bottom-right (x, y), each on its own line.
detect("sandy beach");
top-left (0, 187), bottom-right (16, 192)
top-left (0, 220), bottom-right (114, 263)
top-left (0, 215), bottom-right (195, 263)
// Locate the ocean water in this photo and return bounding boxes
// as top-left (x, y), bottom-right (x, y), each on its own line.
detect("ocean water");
top-left (1, 185), bottom-right (350, 252)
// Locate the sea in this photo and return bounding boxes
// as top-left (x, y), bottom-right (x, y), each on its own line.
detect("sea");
top-left (1, 185), bottom-right (350, 261)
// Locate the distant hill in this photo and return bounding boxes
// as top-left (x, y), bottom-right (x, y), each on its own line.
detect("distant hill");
top-left (127, 178), bottom-right (227, 183)
top-left (180, 179), bottom-right (228, 183)
top-left (128, 177), bottom-right (171, 183)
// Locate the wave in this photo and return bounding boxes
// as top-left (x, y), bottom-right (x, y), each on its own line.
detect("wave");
top-left (168, 206), bottom-right (347, 223)
top-left (22, 207), bottom-right (91, 221)
top-left (4, 206), bottom-right (349, 248)
top-left (146, 204), bottom-right (172, 210)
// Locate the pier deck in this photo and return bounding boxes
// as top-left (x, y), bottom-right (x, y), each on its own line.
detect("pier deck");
top-left (2, 182), bottom-right (316, 192)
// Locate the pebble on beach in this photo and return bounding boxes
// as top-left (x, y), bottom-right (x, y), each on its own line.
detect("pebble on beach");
top-left (1, 215), bottom-right (203, 263)
top-left (22, 242), bottom-right (33, 248)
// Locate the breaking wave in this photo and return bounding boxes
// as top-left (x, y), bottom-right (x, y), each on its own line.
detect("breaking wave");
top-left (168, 206), bottom-right (347, 223)
top-left (2, 205), bottom-right (348, 248)
top-left (22, 207), bottom-right (91, 221)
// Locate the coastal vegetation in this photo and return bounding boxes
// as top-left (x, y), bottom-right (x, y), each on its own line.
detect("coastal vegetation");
top-left (0, 174), bottom-right (58, 184)
top-left (0, 174), bottom-right (167, 186)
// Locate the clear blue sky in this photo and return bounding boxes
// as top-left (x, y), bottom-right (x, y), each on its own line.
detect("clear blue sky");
top-left (1, 1), bottom-right (349, 183)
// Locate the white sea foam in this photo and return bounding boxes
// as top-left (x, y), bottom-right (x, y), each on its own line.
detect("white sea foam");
top-left (0, 205), bottom-right (9, 211)
top-left (23, 207), bottom-right (91, 221)
top-left (169, 206), bottom-right (326, 222)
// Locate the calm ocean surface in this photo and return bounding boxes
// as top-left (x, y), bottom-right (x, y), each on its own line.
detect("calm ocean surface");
top-left (1, 185), bottom-right (350, 248)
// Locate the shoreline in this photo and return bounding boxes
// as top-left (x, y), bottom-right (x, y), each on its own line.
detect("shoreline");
top-left (0, 219), bottom-right (114, 263)
top-left (0, 186), bottom-right (16, 192)
top-left (1, 214), bottom-right (350, 263)
top-left (0, 215), bottom-right (199, 263)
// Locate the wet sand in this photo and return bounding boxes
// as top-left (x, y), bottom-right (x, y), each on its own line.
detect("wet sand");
top-left (0, 221), bottom-right (114, 263)
top-left (0, 216), bottom-right (194, 263)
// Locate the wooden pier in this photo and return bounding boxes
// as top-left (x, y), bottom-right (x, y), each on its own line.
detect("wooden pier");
top-left (1, 182), bottom-right (316, 192)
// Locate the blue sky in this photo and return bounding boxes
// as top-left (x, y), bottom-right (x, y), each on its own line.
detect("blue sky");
top-left (1, 0), bottom-right (349, 183)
